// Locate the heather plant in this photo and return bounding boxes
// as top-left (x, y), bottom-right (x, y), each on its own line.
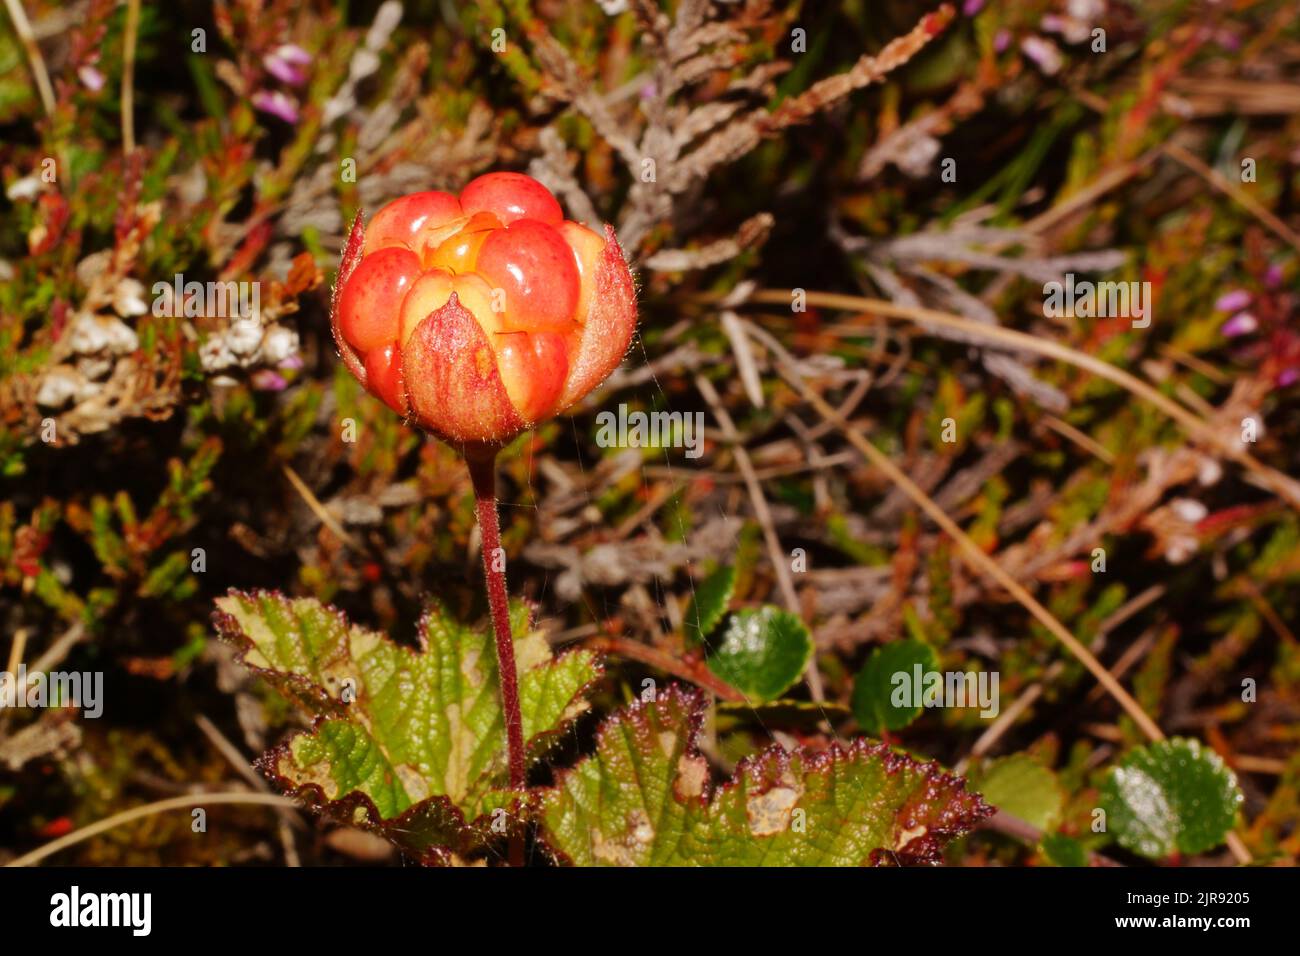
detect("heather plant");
top-left (0, 0), bottom-right (1296, 872)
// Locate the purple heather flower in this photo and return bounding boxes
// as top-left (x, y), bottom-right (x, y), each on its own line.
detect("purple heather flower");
top-left (253, 89), bottom-right (300, 124)
top-left (1221, 312), bottom-right (1257, 337)
top-left (263, 44), bottom-right (311, 86)
top-left (277, 44), bottom-right (311, 65)
top-left (1278, 367), bottom-right (1299, 387)
top-left (994, 29), bottom-right (1012, 53)
top-left (1264, 264), bottom-right (1283, 289)
top-left (963, 0), bottom-right (985, 15)
top-left (78, 65), bottom-right (106, 92)
top-left (278, 354), bottom-right (305, 371)
top-left (251, 369), bottom-right (289, 392)
top-left (1215, 289), bottom-right (1251, 313)
top-left (1021, 36), bottom-right (1062, 74)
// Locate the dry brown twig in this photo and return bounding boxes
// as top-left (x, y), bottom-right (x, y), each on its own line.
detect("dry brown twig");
top-left (519, 2), bottom-right (954, 258)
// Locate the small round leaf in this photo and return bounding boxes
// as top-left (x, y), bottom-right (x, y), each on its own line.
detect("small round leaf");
top-left (706, 606), bottom-right (812, 702)
top-left (851, 639), bottom-right (937, 734)
top-left (1101, 737), bottom-right (1243, 859)
top-left (684, 565), bottom-right (736, 644)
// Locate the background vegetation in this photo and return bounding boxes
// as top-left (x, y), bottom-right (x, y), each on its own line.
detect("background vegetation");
top-left (1, 0), bottom-right (1298, 866)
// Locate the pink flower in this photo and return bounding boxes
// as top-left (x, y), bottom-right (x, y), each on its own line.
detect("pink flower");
top-left (1221, 312), bottom-right (1257, 337)
top-left (251, 369), bottom-right (289, 392)
top-left (1278, 367), bottom-right (1299, 387)
top-left (263, 44), bottom-right (311, 86)
top-left (1214, 289), bottom-right (1251, 312)
top-left (252, 89), bottom-right (300, 125)
top-left (78, 65), bottom-right (106, 92)
top-left (1021, 36), bottom-right (1062, 74)
top-left (276, 44), bottom-right (311, 66)
top-left (963, 0), bottom-right (985, 15)
top-left (1216, 30), bottom-right (1241, 52)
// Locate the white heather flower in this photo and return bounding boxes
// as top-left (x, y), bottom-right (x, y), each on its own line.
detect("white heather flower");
top-left (1170, 498), bottom-right (1208, 524)
top-left (227, 320), bottom-right (264, 360)
top-left (6, 175), bottom-right (41, 202)
top-left (260, 325), bottom-right (299, 365)
top-left (36, 367), bottom-right (89, 408)
top-left (1197, 457), bottom-right (1223, 487)
top-left (112, 278), bottom-right (150, 317)
top-left (199, 336), bottom-right (236, 371)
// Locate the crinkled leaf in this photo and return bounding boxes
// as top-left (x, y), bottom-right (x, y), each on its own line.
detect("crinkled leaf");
top-left (851, 638), bottom-right (937, 733)
top-left (214, 590), bottom-right (600, 862)
top-left (538, 687), bottom-right (992, 866)
top-left (684, 564), bottom-right (736, 644)
top-left (972, 754), bottom-right (1064, 832)
top-left (707, 606), bottom-right (812, 703)
top-left (1101, 737), bottom-right (1242, 859)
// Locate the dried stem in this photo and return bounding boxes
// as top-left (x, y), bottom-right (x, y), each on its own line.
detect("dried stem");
top-left (122, 0), bottom-right (140, 154)
top-left (1, 0), bottom-right (55, 116)
top-left (6, 793), bottom-right (298, 868)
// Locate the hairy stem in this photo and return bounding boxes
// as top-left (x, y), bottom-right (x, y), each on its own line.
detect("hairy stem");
top-left (466, 450), bottom-right (527, 793)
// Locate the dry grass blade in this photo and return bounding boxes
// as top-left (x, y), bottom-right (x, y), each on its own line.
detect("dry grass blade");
top-left (695, 374), bottom-right (826, 703)
top-left (121, 0), bottom-right (141, 154)
top-left (1160, 141), bottom-right (1300, 254)
top-left (748, 321), bottom-right (1254, 864)
top-left (740, 289), bottom-right (1300, 512)
top-left (7, 792), bottom-right (300, 867)
top-left (783, 365), bottom-right (1166, 741)
top-left (2, 0), bottom-right (55, 116)
top-left (740, 320), bottom-right (1164, 739)
top-left (282, 463), bottom-right (360, 549)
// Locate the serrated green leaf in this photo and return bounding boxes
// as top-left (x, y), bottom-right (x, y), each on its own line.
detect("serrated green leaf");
top-left (972, 754), bottom-right (1064, 832)
top-left (684, 564), bottom-right (736, 643)
top-left (538, 687), bottom-right (992, 866)
top-left (851, 638), bottom-right (938, 734)
top-left (1101, 737), bottom-right (1243, 859)
top-left (706, 606), bottom-right (812, 702)
top-left (214, 590), bottom-right (601, 862)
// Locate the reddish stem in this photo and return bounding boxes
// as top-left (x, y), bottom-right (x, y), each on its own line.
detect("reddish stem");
top-left (466, 450), bottom-right (527, 793)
